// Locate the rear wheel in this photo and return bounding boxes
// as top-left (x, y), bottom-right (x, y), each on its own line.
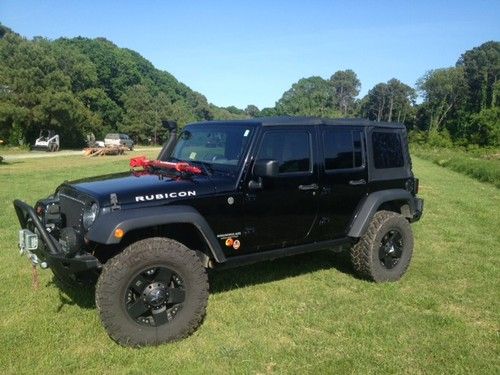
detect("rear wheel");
top-left (95, 237), bottom-right (208, 347)
top-left (350, 210), bottom-right (413, 282)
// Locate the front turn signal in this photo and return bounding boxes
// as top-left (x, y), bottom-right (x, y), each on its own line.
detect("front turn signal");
top-left (114, 228), bottom-right (125, 239)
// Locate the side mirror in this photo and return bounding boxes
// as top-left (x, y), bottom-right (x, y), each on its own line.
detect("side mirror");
top-left (253, 159), bottom-right (279, 178)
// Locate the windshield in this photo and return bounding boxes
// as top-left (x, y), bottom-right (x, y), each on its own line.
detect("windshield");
top-left (168, 124), bottom-right (254, 173)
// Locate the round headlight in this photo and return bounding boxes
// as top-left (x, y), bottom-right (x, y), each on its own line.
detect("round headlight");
top-left (83, 203), bottom-right (99, 229)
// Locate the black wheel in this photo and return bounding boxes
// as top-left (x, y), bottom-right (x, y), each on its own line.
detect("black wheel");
top-left (350, 210), bottom-right (413, 282)
top-left (95, 237), bottom-right (208, 347)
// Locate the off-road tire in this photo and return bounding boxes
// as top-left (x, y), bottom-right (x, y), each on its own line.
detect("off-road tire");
top-left (350, 210), bottom-right (413, 282)
top-left (95, 237), bottom-right (209, 347)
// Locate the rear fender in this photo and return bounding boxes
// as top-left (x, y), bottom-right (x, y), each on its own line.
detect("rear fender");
top-left (347, 189), bottom-right (416, 238)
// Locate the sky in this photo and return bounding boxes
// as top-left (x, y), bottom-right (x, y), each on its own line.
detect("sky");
top-left (1, 1), bottom-right (499, 109)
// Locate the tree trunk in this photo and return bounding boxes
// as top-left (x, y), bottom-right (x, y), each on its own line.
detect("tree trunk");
top-left (491, 75), bottom-right (497, 108)
top-left (377, 96), bottom-right (386, 122)
top-left (481, 70), bottom-right (488, 110)
top-left (388, 97), bottom-right (394, 122)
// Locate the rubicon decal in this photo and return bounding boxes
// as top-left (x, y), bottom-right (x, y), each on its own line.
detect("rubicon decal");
top-left (135, 191), bottom-right (196, 202)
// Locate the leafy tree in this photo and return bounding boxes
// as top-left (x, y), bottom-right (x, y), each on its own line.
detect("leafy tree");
top-left (329, 69), bottom-right (360, 116)
top-left (244, 104), bottom-right (260, 117)
top-left (457, 41), bottom-right (500, 111)
top-left (386, 79), bottom-right (416, 123)
top-left (224, 106), bottom-right (245, 115)
top-left (0, 25), bottom-right (244, 146)
top-left (208, 104), bottom-right (247, 120)
top-left (416, 67), bottom-right (467, 132)
top-left (78, 88), bottom-right (123, 136)
top-left (119, 84), bottom-right (171, 144)
top-left (467, 107), bottom-right (500, 146)
top-left (259, 107), bottom-right (277, 117)
top-left (360, 79), bottom-right (415, 124)
top-left (361, 83), bottom-right (388, 122)
top-left (275, 76), bottom-right (339, 117)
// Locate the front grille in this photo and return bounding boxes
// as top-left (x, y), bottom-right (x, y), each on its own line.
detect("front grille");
top-left (58, 190), bottom-right (87, 230)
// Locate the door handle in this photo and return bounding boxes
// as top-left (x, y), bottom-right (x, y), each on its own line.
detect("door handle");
top-left (349, 179), bottom-right (366, 186)
top-left (298, 183), bottom-right (319, 191)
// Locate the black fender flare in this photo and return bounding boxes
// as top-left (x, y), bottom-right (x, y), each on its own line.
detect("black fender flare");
top-left (86, 205), bottom-right (226, 263)
top-left (347, 189), bottom-right (416, 238)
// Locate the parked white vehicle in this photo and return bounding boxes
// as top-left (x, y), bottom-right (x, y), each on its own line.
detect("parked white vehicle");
top-left (104, 133), bottom-right (134, 150)
top-left (31, 130), bottom-right (60, 152)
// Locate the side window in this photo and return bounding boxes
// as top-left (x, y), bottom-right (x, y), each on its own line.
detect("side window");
top-left (257, 131), bottom-right (311, 173)
top-left (372, 132), bottom-right (404, 169)
top-left (323, 129), bottom-right (363, 170)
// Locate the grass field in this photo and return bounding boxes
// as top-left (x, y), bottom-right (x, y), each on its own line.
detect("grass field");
top-left (0, 152), bottom-right (499, 374)
top-left (411, 145), bottom-right (500, 188)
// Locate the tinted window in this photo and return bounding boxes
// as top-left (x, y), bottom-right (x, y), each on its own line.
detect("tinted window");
top-left (257, 131), bottom-right (311, 173)
top-left (323, 129), bottom-right (363, 170)
top-left (372, 132), bottom-right (404, 169)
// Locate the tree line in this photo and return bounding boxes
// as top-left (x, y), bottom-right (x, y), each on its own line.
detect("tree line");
top-left (0, 24), bottom-right (245, 147)
top-left (0, 23), bottom-right (498, 148)
top-left (248, 41), bottom-right (498, 147)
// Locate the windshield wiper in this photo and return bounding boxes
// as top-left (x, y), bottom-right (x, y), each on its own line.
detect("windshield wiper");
top-left (187, 160), bottom-right (213, 176)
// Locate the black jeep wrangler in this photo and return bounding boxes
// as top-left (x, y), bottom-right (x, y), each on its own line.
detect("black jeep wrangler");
top-left (14, 117), bottom-right (423, 347)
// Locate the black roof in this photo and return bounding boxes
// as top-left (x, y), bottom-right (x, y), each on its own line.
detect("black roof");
top-left (191, 116), bottom-right (405, 129)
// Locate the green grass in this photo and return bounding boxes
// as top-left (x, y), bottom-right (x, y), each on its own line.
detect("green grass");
top-left (0, 153), bottom-right (499, 374)
top-left (411, 145), bottom-right (500, 188)
top-left (0, 145), bottom-right (31, 155)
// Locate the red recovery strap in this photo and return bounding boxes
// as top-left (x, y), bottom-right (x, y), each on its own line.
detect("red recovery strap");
top-left (130, 156), bottom-right (202, 174)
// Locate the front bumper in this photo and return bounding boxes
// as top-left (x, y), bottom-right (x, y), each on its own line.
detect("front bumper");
top-left (13, 199), bottom-right (100, 274)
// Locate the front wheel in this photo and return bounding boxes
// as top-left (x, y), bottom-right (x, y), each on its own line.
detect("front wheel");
top-left (95, 237), bottom-right (209, 347)
top-left (350, 210), bottom-right (414, 282)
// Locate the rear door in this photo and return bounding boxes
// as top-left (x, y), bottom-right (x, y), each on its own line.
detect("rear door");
top-left (314, 126), bottom-right (368, 239)
top-left (241, 127), bottom-right (320, 252)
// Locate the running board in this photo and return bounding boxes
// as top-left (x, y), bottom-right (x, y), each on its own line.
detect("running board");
top-left (214, 237), bottom-right (353, 270)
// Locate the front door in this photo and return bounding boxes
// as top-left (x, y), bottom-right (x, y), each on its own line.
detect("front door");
top-left (241, 128), bottom-right (319, 252)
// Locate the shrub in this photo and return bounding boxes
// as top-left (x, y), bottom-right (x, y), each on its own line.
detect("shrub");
top-left (468, 108), bottom-right (500, 147)
top-left (411, 145), bottom-right (500, 188)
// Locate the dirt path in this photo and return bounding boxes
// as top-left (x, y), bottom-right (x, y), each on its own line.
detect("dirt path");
top-left (2, 147), bottom-right (161, 162)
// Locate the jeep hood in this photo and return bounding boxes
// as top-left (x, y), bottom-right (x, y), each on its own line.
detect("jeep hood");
top-left (58, 171), bottom-right (226, 207)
